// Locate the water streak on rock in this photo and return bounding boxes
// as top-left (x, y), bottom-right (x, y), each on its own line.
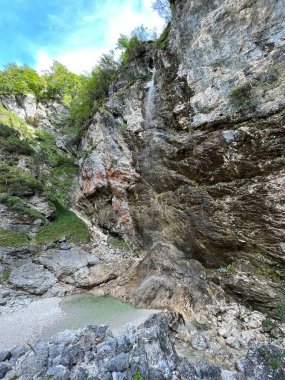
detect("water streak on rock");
top-left (145, 67), bottom-right (156, 128)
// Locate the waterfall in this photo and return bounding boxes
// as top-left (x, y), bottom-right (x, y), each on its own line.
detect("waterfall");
top-left (145, 67), bottom-right (156, 128)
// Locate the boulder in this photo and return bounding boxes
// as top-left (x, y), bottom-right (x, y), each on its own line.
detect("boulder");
top-left (39, 249), bottom-right (98, 279)
top-left (9, 262), bottom-right (56, 295)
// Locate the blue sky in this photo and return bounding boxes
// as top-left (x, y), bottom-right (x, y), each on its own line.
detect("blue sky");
top-left (0, 0), bottom-right (164, 73)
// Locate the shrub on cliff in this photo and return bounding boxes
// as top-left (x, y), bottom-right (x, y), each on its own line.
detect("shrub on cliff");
top-left (0, 64), bottom-right (46, 98)
top-left (42, 61), bottom-right (83, 103)
top-left (117, 26), bottom-right (156, 66)
top-left (0, 62), bottom-right (83, 104)
top-left (68, 53), bottom-right (118, 129)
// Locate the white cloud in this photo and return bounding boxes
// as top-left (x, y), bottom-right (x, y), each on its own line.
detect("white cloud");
top-left (34, 0), bottom-right (165, 74)
top-left (35, 48), bottom-right (106, 74)
top-left (35, 50), bottom-right (54, 73)
top-left (57, 48), bottom-right (107, 74)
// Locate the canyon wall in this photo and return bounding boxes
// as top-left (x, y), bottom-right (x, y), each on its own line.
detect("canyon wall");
top-left (77, 0), bottom-right (285, 311)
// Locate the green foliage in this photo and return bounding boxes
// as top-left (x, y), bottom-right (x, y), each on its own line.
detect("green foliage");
top-left (117, 35), bottom-right (145, 66)
top-left (0, 194), bottom-right (44, 219)
top-left (262, 300), bottom-right (285, 341)
top-left (272, 301), bottom-right (285, 323)
top-left (258, 347), bottom-right (285, 370)
top-left (0, 61), bottom-right (83, 102)
top-left (107, 236), bottom-right (130, 251)
top-left (218, 264), bottom-right (234, 275)
top-left (133, 372), bottom-right (143, 380)
top-left (68, 53), bottom-right (118, 129)
top-left (229, 82), bottom-right (255, 109)
top-left (33, 129), bottom-right (78, 205)
top-left (35, 129), bottom-right (64, 167)
top-left (42, 61), bottom-right (83, 100)
top-left (254, 267), bottom-right (284, 279)
top-left (33, 200), bottom-right (90, 245)
top-left (118, 123), bottom-right (128, 131)
top-left (1, 135), bottom-right (34, 155)
top-left (45, 163), bottom-right (78, 206)
top-left (262, 317), bottom-right (275, 331)
top-left (0, 64), bottom-right (46, 98)
top-left (155, 22), bottom-right (171, 49)
top-left (0, 228), bottom-right (29, 247)
top-left (0, 164), bottom-right (43, 195)
top-left (0, 104), bottom-right (35, 140)
top-left (2, 267), bottom-right (11, 282)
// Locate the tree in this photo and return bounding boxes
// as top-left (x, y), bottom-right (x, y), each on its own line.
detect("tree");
top-left (117, 35), bottom-right (144, 65)
top-left (42, 61), bottom-right (82, 102)
top-left (68, 51), bottom-right (118, 129)
top-left (0, 64), bottom-right (46, 98)
top-left (152, 0), bottom-right (172, 23)
top-left (116, 26), bottom-right (156, 66)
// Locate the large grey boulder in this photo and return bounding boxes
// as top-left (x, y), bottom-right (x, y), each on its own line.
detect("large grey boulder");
top-left (9, 262), bottom-right (57, 295)
top-left (69, 263), bottom-right (117, 287)
top-left (39, 249), bottom-right (98, 279)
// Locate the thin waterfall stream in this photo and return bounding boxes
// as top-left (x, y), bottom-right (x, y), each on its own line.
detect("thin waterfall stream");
top-left (145, 67), bottom-right (156, 128)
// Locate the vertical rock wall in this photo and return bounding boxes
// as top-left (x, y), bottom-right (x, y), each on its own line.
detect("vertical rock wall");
top-left (77, 0), bottom-right (285, 310)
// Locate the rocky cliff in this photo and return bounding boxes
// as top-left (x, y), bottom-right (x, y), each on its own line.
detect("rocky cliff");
top-left (1, 0), bottom-right (285, 378)
top-left (76, 0), bottom-right (285, 314)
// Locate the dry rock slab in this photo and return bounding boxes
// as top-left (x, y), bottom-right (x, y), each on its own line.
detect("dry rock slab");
top-left (9, 262), bottom-right (56, 295)
top-left (40, 249), bottom-right (99, 279)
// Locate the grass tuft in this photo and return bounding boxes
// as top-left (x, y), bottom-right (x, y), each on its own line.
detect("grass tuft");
top-left (0, 228), bottom-right (29, 247)
top-left (33, 200), bottom-right (90, 245)
top-left (108, 235), bottom-right (130, 251)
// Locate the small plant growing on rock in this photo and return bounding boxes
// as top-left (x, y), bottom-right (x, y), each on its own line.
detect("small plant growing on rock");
top-left (218, 264), bottom-right (234, 275)
top-left (133, 372), bottom-right (143, 380)
top-left (2, 267), bottom-right (11, 282)
top-left (262, 300), bottom-right (285, 340)
top-left (118, 123), bottom-right (128, 131)
top-left (107, 235), bottom-right (130, 251)
top-left (272, 300), bottom-right (285, 323)
top-left (257, 347), bottom-right (285, 370)
top-left (229, 82), bottom-right (254, 109)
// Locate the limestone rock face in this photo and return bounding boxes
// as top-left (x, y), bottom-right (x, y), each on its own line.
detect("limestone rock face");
top-left (129, 242), bottom-right (210, 317)
top-left (0, 94), bottom-right (69, 132)
top-left (76, 0), bottom-right (285, 310)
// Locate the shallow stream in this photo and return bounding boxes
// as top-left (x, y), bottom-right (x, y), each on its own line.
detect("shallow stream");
top-left (0, 293), bottom-right (155, 349)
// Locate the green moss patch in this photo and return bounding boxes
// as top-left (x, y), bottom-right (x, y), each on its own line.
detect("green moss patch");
top-left (33, 201), bottom-right (90, 245)
top-left (0, 104), bottom-right (35, 140)
top-left (2, 267), bottom-right (11, 282)
top-left (0, 135), bottom-right (34, 155)
top-left (0, 164), bottom-right (43, 195)
top-left (0, 228), bottom-right (29, 247)
top-left (108, 236), bottom-right (130, 251)
top-left (0, 194), bottom-right (44, 219)
top-left (155, 22), bottom-right (171, 50)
